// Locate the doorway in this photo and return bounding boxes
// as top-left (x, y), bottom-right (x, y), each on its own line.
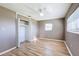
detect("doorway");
top-left (18, 20), bottom-right (29, 46)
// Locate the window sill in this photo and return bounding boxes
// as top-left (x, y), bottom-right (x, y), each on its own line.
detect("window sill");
top-left (67, 31), bottom-right (79, 34)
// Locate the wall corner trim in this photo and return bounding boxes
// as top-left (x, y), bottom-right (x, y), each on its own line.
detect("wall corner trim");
top-left (0, 47), bottom-right (16, 55)
top-left (64, 41), bottom-right (73, 56)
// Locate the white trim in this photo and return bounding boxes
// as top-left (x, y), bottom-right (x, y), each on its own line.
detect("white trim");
top-left (0, 47), bottom-right (16, 55)
top-left (17, 18), bottom-right (21, 48)
top-left (64, 42), bottom-right (73, 56)
top-left (15, 13), bottom-right (19, 48)
top-left (39, 38), bottom-right (65, 42)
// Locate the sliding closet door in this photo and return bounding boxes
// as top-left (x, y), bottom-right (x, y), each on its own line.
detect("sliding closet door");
top-left (19, 20), bottom-right (29, 44)
top-left (25, 25), bottom-right (29, 41)
top-left (19, 25), bottom-right (26, 43)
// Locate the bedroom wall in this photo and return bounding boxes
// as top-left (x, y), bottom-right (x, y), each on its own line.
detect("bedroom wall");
top-left (65, 3), bottom-right (79, 56)
top-left (38, 18), bottom-right (65, 40)
top-left (29, 19), bottom-right (38, 41)
top-left (0, 6), bottom-right (16, 53)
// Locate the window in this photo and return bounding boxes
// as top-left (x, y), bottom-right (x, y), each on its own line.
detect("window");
top-left (45, 23), bottom-right (53, 31)
top-left (77, 19), bottom-right (79, 28)
top-left (67, 7), bottom-right (79, 33)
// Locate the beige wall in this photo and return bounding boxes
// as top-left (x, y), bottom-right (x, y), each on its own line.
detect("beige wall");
top-left (65, 3), bottom-right (79, 56)
top-left (0, 6), bottom-right (16, 53)
top-left (38, 18), bottom-right (65, 40)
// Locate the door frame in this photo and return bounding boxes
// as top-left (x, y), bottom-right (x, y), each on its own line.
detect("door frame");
top-left (16, 13), bottom-right (33, 48)
top-left (16, 14), bottom-right (30, 48)
top-left (16, 17), bottom-right (26, 48)
top-left (16, 15), bottom-right (20, 48)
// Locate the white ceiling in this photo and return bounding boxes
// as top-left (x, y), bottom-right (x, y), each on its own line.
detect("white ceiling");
top-left (0, 3), bottom-right (71, 20)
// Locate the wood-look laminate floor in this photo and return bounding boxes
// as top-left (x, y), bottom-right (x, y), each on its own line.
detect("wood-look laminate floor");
top-left (1, 39), bottom-right (70, 56)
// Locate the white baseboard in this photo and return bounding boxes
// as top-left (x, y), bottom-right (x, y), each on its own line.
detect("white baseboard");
top-left (64, 42), bottom-right (73, 56)
top-left (0, 47), bottom-right (16, 55)
top-left (39, 38), bottom-right (65, 42)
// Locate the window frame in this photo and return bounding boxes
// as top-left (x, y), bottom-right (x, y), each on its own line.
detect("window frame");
top-left (45, 23), bottom-right (53, 31)
top-left (67, 7), bottom-right (79, 34)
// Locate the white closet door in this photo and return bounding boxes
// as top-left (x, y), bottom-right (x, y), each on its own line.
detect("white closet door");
top-left (25, 25), bottom-right (29, 41)
top-left (19, 25), bottom-right (26, 43)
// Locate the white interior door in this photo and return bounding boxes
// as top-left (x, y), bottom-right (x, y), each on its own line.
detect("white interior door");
top-left (19, 25), bottom-right (26, 43)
